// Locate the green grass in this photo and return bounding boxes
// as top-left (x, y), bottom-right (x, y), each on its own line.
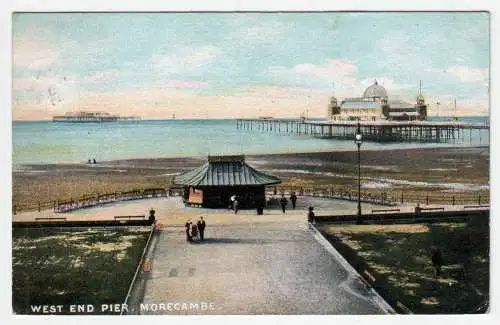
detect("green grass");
top-left (12, 227), bottom-right (151, 315)
top-left (318, 218), bottom-right (489, 314)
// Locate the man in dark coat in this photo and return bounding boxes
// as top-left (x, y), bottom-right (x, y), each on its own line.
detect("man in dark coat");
top-left (148, 208), bottom-right (156, 223)
top-left (290, 192), bottom-right (297, 209)
top-left (307, 206), bottom-right (315, 224)
top-left (431, 247), bottom-right (443, 276)
top-left (197, 217), bottom-right (206, 241)
top-left (185, 220), bottom-right (192, 242)
top-left (280, 195), bottom-right (288, 214)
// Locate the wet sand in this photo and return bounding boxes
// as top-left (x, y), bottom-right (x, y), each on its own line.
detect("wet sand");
top-left (12, 146), bottom-right (490, 212)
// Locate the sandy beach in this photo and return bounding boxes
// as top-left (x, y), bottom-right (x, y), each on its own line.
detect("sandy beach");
top-left (12, 146), bottom-right (490, 212)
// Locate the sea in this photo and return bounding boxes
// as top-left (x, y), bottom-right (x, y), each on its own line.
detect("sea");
top-left (12, 117), bottom-right (489, 169)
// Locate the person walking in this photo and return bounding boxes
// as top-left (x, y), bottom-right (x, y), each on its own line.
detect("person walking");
top-left (280, 195), bottom-right (288, 214)
top-left (197, 217), bottom-right (206, 241)
top-left (185, 219), bottom-right (192, 242)
top-left (191, 223), bottom-right (198, 240)
top-left (233, 199), bottom-right (239, 214)
top-left (230, 195), bottom-right (236, 210)
top-left (148, 208), bottom-right (156, 223)
top-left (307, 206), bottom-right (315, 224)
top-left (290, 192), bottom-right (297, 209)
top-left (431, 247), bottom-right (443, 276)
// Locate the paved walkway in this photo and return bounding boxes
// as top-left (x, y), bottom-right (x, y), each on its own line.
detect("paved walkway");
top-left (12, 196), bottom-right (384, 224)
top-left (138, 219), bottom-right (385, 315)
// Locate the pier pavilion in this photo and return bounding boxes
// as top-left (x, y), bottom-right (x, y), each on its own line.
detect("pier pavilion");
top-left (172, 155), bottom-right (281, 209)
top-left (328, 80), bottom-right (427, 121)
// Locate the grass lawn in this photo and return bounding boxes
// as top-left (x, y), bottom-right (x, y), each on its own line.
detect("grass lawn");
top-left (317, 218), bottom-right (489, 314)
top-left (12, 226), bottom-right (151, 315)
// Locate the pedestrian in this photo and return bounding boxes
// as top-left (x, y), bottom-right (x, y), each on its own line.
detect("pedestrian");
top-left (290, 192), bottom-right (297, 209)
top-left (431, 247), bottom-right (443, 276)
top-left (93, 158), bottom-right (97, 164)
top-left (280, 194), bottom-right (288, 214)
top-left (197, 217), bottom-right (206, 240)
top-left (415, 203), bottom-right (422, 217)
top-left (185, 219), bottom-right (192, 242)
top-left (191, 223), bottom-right (198, 240)
top-left (148, 208), bottom-right (156, 223)
top-left (233, 199), bottom-right (239, 214)
top-left (230, 195), bottom-right (236, 210)
top-left (307, 206), bottom-right (315, 224)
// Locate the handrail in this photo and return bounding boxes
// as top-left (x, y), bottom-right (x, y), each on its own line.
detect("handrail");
top-left (121, 225), bottom-right (155, 315)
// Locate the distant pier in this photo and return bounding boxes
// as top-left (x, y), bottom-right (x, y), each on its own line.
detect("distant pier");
top-left (236, 118), bottom-right (489, 143)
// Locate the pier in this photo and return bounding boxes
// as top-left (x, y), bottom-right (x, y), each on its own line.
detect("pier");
top-left (236, 118), bottom-right (489, 143)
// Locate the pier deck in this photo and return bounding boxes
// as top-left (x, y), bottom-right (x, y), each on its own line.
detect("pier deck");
top-left (236, 118), bottom-right (489, 143)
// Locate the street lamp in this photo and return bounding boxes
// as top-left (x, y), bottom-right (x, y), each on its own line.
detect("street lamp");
top-left (355, 122), bottom-right (363, 224)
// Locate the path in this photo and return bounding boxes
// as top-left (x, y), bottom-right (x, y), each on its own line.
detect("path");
top-left (137, 219), bottom-right (386, 315)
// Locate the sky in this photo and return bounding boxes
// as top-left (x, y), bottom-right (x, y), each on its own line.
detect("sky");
top-left (12, 12), bottom-right (490, 120)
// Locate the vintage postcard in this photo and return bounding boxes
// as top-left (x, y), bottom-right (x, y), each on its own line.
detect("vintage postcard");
top-left (10, 11), bottom-right (490, 317)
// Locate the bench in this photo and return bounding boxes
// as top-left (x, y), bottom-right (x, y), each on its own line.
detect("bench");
top-left (371, 208), bottom-right (400, 213)
top-left (114, 215), bottom-right (146, 220)
top-left (420, 207), bottom-right (445, 212)
top-left (35, 217), bottom-right (67, 221)
top-left (464, 205), bottom-right (489, 209)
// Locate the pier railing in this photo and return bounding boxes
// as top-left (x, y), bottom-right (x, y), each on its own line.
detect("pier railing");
top-left (236, 118), bottom-right (489, 144)
top-left (265, 185), bottom-right (489, 206)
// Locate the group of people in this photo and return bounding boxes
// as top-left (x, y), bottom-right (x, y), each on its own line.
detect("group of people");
top-left (185, 217), bottom-right (206, 242)
top-left (87, 158), bottom-right (97, 164)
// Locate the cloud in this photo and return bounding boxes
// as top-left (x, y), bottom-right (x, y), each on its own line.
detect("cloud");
top-left (13, 73), bottom-right (81, 106)
top-left (13, 39), bottom-right (59, 69)
top-left (241, 21), bottom-right (285, 43)
top-left (150, 45), bottom-right (221, 74)
top-left (160, 80), bottom-right (209, 90)
top-left (86, 70), bottom-right (120, 83)
top-left (446, 66), bottom-right (489, 83)
top-left (266, 58), bottom-right (360, 93)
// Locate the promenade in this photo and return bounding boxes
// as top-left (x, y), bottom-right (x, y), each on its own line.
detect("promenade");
top-left (138, 221), bottom-right (386, 315)
top-left (12, 196), bottom-right (488, 314)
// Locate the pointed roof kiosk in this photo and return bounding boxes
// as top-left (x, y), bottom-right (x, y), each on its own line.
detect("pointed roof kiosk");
top-left (173, 155), bottom-right (281, 208)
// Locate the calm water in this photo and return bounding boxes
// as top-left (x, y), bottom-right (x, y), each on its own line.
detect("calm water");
top-left (12, 117), bottom-right (489, 168)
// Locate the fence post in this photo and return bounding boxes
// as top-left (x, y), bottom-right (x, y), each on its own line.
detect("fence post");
top-left (426, 194), bottom-right (429, 205)
top-left (478, 195), bottom-right (481, 205)
top-left (452, 196), bottom-right (455, 205)
top-left (400, 192), bottom-right (404, 204)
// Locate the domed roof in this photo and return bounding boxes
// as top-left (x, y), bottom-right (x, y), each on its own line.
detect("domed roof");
top-left (363, 80), bottom-right (388, 99)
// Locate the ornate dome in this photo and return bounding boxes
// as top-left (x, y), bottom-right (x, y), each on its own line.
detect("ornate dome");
top-left (363, 80), bottom-right (388, 99)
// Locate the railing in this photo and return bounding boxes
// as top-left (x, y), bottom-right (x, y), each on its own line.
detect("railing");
top-left (266, 185), bottom-right (489, 206)
top-left (121, 225), bottom-right (156, 315)
top-left (13, 183), bottom-right (488, 215)
top-left (13, 187), bottom-right (184, 214)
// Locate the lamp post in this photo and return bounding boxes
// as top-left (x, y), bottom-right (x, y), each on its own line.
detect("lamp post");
top-left (355, 122), bottom-right (363, 224)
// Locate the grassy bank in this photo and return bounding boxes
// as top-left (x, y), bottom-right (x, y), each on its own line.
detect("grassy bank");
top-left (317, 217), bottom-right (489, 314)
top-left (12, 227), bottom-right (151, 315)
